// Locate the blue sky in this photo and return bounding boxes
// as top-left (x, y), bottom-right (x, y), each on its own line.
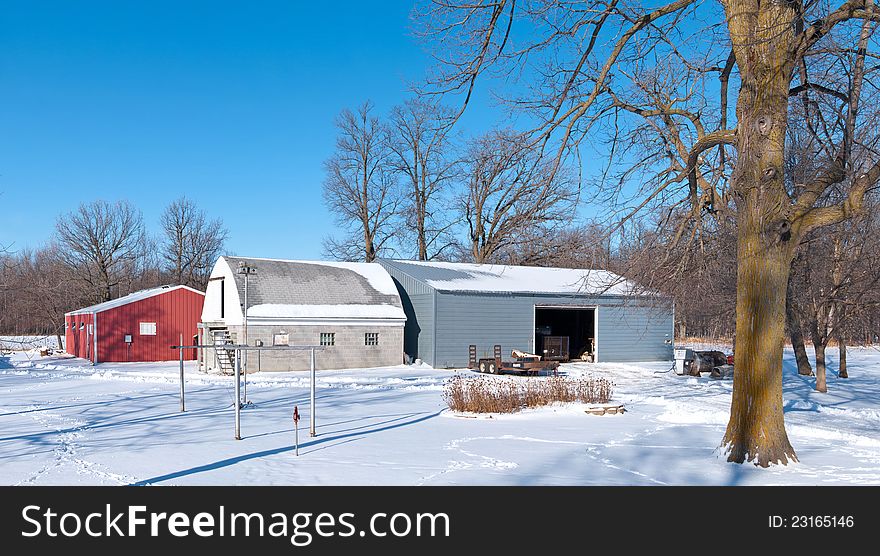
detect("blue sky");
top-left (0, 0), bottom-right (501, 260)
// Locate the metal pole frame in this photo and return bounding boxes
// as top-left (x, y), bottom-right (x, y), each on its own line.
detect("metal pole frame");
top-left (234, 348), bottom-right (241, 440)
top-left (179, 333), bottom-right (185, 412)
top-left (168, 343), bottom-right (324, 442)
top-left (310, 347), bottom-right (316, 437)
top-left (243, 270), bottom-right (248, 399)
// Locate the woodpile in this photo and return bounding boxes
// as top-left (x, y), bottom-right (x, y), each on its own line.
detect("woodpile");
top-left (584, 404), bottom-right (626, 416)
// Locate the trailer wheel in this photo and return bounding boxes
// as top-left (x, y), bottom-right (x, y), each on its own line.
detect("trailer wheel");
top-left (488, 361), bottom-right (498, 374)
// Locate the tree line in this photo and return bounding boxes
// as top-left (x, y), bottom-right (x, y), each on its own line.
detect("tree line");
top-left (0, 198), bottom-right (228, 344)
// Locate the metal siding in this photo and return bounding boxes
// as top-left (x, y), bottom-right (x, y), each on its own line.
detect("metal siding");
top-left (595, 303), bottom-right (674, 362)
top-left (65, 316), bottom-right (73, 357)
top-left (433, 292), bottom-right (673, 368)
top-left (433, 292), bottom-right (533, 368)
top-left (97, 288), bottom-right (205, 362)
top-left (70, 313), bottom-right (93, 362)
top-left (379, 261), bottom-right (436, 365)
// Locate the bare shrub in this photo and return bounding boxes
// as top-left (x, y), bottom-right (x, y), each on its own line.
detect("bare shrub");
top-left (443, 374), bottom-right (613, 414)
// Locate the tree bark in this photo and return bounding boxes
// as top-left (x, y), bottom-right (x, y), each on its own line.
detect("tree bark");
top-left (417, 198), bottom-right (428, 261)
top-left (785, 287), bottom-right (813, 375)
top-left (722, 218), bottom-right (798, 465)
top-left (720, 1), bottom-right (799, 466)
top-left (838, 333), bottom-right (848, 379)
top-left (813, 340), bottom-right (828, 393)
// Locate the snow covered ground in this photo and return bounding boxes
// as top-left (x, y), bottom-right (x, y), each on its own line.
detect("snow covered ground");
top-left (1, 342), bottom-right (879, 485)
top-left (1, 335), bottom-right (62, 352)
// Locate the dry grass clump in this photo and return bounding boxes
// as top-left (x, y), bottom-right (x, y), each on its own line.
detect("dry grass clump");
top-left (444, 374), bottom-right (613, 414)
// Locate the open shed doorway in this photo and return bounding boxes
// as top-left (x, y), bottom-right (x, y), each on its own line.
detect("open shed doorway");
top-left (534, 306), bottom-right (597, 362)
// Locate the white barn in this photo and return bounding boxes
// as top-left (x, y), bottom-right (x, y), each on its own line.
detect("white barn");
top-left (200, 256), bottom-right (407, 372)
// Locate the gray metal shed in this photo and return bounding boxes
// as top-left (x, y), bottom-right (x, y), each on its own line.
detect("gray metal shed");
top-left (378, 259), bottom-right (674, 368)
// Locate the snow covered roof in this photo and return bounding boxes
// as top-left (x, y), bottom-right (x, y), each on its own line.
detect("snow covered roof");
top-left (65, 285), bottom-right (205, 316)
top-left (219, 257), bottom-right (406, 321)
top-left (380, 260), bottom-right (640, 296)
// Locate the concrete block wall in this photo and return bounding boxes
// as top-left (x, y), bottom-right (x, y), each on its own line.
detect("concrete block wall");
top-left (226, 324), bottom-right (405, 372)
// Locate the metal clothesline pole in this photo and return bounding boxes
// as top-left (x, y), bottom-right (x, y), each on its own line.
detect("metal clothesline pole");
top-left (234, 348), bottom-right (241, 440)
top-left (170, 343), bottom-right (323, 442)
top-left (178, 333), bottom-right (185, 412)
top-left (310, 347), bottom-right (316, 437)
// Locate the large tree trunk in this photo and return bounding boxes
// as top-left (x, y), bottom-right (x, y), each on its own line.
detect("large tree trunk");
top-left (721, 2), bottom-right (799, 467)
top-left (839, 333), bottom-right (848, 379)
top-left (786, 290), bottom-right (813, 376)
top-left (722, 218), bottom-right (798, 466)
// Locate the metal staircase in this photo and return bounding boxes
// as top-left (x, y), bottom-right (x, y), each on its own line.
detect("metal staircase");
top-left (212, 330), bottom-right (236, 376)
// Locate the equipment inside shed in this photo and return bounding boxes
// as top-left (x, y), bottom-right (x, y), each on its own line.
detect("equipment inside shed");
top-left (534, 307), bottom-right (596, 362)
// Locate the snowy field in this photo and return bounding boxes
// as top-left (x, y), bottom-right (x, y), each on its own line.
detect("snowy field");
top-left (1, 335), bottom-right (62, 352)
top-left (1, 342), bottom-right (879, 486)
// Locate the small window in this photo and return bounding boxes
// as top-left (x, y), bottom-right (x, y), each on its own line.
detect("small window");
top-left (79, 322), bottom-right (84, 330)
top-left (365, 332), bottom-right (379, 346)
top-left (139, 322), bottom-right (157, 336)
top-left (320, 333), bottom-right (335, 346)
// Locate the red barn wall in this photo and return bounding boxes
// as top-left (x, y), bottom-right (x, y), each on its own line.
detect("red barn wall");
top-left (96, 288), bottom-right (204, 363)
top-left (65, 313), bottom-right (94, 361)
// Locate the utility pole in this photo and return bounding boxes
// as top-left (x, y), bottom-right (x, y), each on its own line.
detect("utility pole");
top-left (238, 261), bottom-right (256, 406)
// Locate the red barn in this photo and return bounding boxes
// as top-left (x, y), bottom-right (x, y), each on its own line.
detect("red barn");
top-left (64, 285), bottom-right (205, 364)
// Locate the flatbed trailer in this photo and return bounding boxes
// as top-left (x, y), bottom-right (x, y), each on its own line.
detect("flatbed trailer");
top-left (468, 344), bottom-right (560, 376)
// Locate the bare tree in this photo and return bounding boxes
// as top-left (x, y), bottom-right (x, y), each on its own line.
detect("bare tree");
top-left (160, 197), bottom-right (228, 289)
top-left (323, 101), bottom-right (399, 262)
top-left (387, 99), bottom-right (460, 260)
top-left (55, 200), bottom-right (145, 303)
top-left (19, 246), bottom-right (83, 347)
top-left (786, 266), bottom-right (814, 377)
top-left (493, 222), bottom-right (613, 269)
top-left (419, 0), bottom-right (880, 466)
top-left (462, 129), bottom-right (576, 263)
top-left (789, 212), bottom-right (880, 390)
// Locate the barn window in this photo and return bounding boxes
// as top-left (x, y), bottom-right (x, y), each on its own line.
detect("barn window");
top-left (139, 322), bottom-right (157, 336)
top-left (80, 322), bottom-right (84, 330)
top-left (320, 333), bottom-right (335, 346)
top-left (364, 332), bottom-right (379, 346)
